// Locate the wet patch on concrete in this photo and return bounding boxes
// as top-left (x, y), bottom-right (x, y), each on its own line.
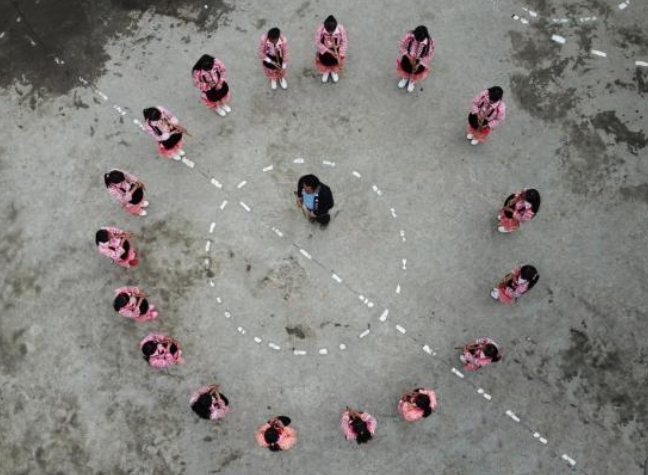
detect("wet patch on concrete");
top-left (591, 110), bottom-right (647, 155)
top-left (620, 183), bottom-right (648, 204)
top-left (285, 324), bottom-right (308, 339)
top-left (258, 255), bottom-right (306, 301)
top-left (0, 0), bottom-right (233, 97)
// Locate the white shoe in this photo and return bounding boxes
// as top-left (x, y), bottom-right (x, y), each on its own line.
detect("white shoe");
top-left (139, 210), bottom-right (147, 216)
top-left (215, 107), bottom-right (227, 117)
top-left (280, 78), bottom-right (288, 90)
top-left (179, 149), bottom-right (186, 157)
top-left (498, 226), bottom-right (511, 233)
top-left (466, 133), bottom-right (474, 140)
top-left (271, 79), bottom-right (278, 90)
top-left (471, 139), bottom-right (480, 146)
top-left (398, 78), bottom-right (409, 89)
top-left (321, 72), bottom-right (330, 83)
top-left (407, 81), bottom-right (415, 93)
top-left (331, 72), bottom-right (339, 83)
top-left (142, 201), bottom-right (149, 208)
top-left (172, 154), bottom-right (182, 161)
top-left (490, 289), bottom-right (500, 300)
top-left (222, 104), bottom-right (232, 113)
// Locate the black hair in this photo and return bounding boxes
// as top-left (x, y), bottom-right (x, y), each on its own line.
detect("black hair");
top-left (351, 417), bottom-right (372, 444)
top-left (191, 392), bottom-right (214, 420)
top-left (484, 343), bottom-right (501, 362)
top-left (268, 27), bottom-right (281, 41)
top-left (488, 86), bottom-right (504, 103)
top-left (143, 107), bottom-right (161, 121)
top-left (169, 343), bottom-right (178, 355)
top-left (141, 341), bottom-right (157, 361)
top-left (415, 393), bottom-right (430, 410)
top-left (301, 174), bottom-right (320, 189)
top-left (413, 25), bottom-right (429, 42)
top-left (324, 15), bottom-right (337, 33)
top-left (113, 293), bottom-right (129, 311)
top-left (264, 427), bottom-right (281, 451)
top-left (277, 415), bottom-right (291, 426)
top-left (95, 229), bottom-right (109, 245)
top-left (193, 54), bottom-right (215, 72)
top-left (104, 170), bottom-right (125, 187)
top-left (520, 265), bottom-right (539, 289)
top-left (524, 189), bottom-right (541, 213)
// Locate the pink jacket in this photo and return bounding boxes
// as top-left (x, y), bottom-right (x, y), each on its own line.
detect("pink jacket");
top-left (340, 410), bottom-right (376, 440)
top-left (97, 226), bottom-right (127, 259)
top-left (471, 90), bottom-right (506, 128)
top-left (255, 419), bottom-right (298, 450)
top-left (462, 337), bottom-right (500, 371)
top-left (114, 286), bottom-right (156, 321)
top-left (506, 191), bottom-right (535, 222)
top-left (106, 170), bottom-right (140, 206)
top-left (316, 24), bottom-right (347, 57)
top-left (397, 389), bottom-right (437, 421)
top-left (140, 333), bottom-right (184, 368)
top-left (192, 58), bottom-right (227, 91)
top-left (190, 385), bottom-right (231, 420)
top-left (258, 34), bottom-right (289, 65)
top-left (399, 31), bottom-right (435, 69)
top-left (500, 266), bottom-right (530, 299)
top-left (144, 107), bottom-right (180, 142)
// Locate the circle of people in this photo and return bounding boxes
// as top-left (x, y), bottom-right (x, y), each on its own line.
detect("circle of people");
top-left (94, 15), bottom-right (542, 450)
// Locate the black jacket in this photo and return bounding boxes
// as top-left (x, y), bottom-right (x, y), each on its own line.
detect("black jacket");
top-left (296, 178), bottom-right (334, 217)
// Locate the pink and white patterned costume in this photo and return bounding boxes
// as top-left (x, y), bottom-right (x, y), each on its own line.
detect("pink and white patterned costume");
top-left (96, 226), bottom-right (139, 268)
top-left (143, 106), bottom-right (184, 158)
top-left (315, 24), bottom-right (347, 73)
top-left (396, 31), bottom-right (435, 82)
top-left (397, 388), bottom-right (437, 422)
top-left (105, 170), bottom-right (145, 216)
top-left (189, 385), bottom-right (231, 421)
top-left (340, 410), bottom-right (377, 441)
top-left (258, 34), bottom-right (289, 80)
top-left (139, 333), bottom-right (184, 368)
top-left (255, 417), bottom-right (298, 451)
top-left (495, 266), bottom-right (529, 304)
top-left (467, 90), bottom-right (506, 142)
top-left (498, 190), bottom-right (536, 232)
top-left (461, 337), bottom-right (500, 371)
top-left (114, 286), bottom-right (158, 322)
top-left (192, 58), bottom-right (231, 109)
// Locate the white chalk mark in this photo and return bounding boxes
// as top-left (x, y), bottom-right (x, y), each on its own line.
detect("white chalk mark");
top-left (254, 337), bottom-right (262, 343)
top-left (26, 36), bottom-right (37, 46)
top-left (512, 14), bottom-right (519, 20)
top-left (402, 259), bottom-right (407, 270)
top-left (533, 432), bottom-right (540, 438)
top-left (561, 455), bottom-right (576, 466)
top-left (367, 301), bottom-right (374, 308)
top-left (529, 10), bottom-right (537, 17)
top-left (322, 160), bottom-right (336, 167)
top-left (209, 280), bottom-right (215, 288)
top-left (293, 350), bottom-right (307, 356)
top-left (451, 367), bottom-right (464, 378)
top-left (483, 393), bottom-right (492, 400)
top-left (358, 295), bottom-right (365, 301)
top-left (379, 309), bottom-right (389, 322)
top-left (78, 76), bottom-right (89, 85)
top-left (635, 61), bottom-right (648, 67)
top-left (339, 343), bottom-right (347, 350)
top-left (54, 57), bottom-right (65, 65)
top-left (319, 348), bottom-right (328, 355)
top-left (478, 388), bottom-right (484, 394)
top-left (216, 297), bottom-right (222, 304)
top-left (293, 158), bottom-right (304, 164)
top-left (263, 165), bottom-right (273, 172)
top-left (390, 208), bottom-right (397, 218)
top-left (520, 18), bottom-right (529, 24)
top-left (204, 258), bottom-right (210, 267)
top-left (237, 326), bottom-right (246, 335)
top-left (332, 273), bottom-right (343, 283)
top-left (0, 32), bottom-right (5, 40)
top-left (551, 34), bottom-right (566, 44)
top-left (591, 49), bottom-right (607, 57)
top-left (299, 249), bottom-right (312, 260)
top-left (395, 325), bottom-right (406, 334)
top-left (505, 410), bottom-right (521, 422)
top-left (272, 227), bottom-right (284, 237)
top-left (395, 284), bottom-right (401, 294)
top-left (269, 343), bottom-right (281, 350)
top-left (239, 202), bottom-right (251, 212)
top-left (211, 178), bottom-right (223, 189)
top-left (209, 222), bottom-right (216, 233)
top-left (618, 2), bottom-right (628, 9)
top-left (422, 344), bottom-right (432, 354)
top-left (237, 180), bottom-right (247, 189)
top-left (539, 437), bottom-right (548, 444)
top-left (352, 171), bottom-right (362, 178)
top-left (220, 200), bottom-right (228, 210)
top-left (400, 230), bottom-right (406, 242)
top-left (359, 329), bottom-right (371, 339)
top-left (363, 297), bottom-right (369, 305)
top-left (204, 4), bottom-right (209, 9)
top-left (224, 311), bottom-right (231, 319)
top-left (182, 157), bottom-right (195, 169)
top-left (205, 241), bottom-right (211, 252)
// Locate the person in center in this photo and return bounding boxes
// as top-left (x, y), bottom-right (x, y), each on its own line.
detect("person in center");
top-left (295, 174), bottom-right (334, 226)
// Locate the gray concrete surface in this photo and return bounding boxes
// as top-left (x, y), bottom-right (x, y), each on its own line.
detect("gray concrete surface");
top-left (1, 0), bottom-right (647, 473)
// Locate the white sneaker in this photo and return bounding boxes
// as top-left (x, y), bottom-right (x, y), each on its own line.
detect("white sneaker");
top-left (222, 104), bottom-right (232, 113)
top-left (271, 79), bottom-right (278, 90)
top-left (179, 149), bottom-right (186, 157)
top-left (321, 72), bottom-right (330, 83)
top-left (466, 133), bottom-right (474, 140)
top-left (498, 226), bottom-right (511, 233)
top-left (398, 78), bottom-right (409, 89)
top-left (407, 81), bottom-right (415, 93)
top-left (215, 107), bottom-right (227, 117)
top-left (139, 210), bottom-right (147, 216)
top-left (280, 78), bottom-right (288, 90)
top-left (490, 289), bottom-right (500, 300)
top-left (142, 201), bottom-right (149, 208)
top-left (172, 154), bottom-right (182, 161)
top-left (331, 72), bottom-right (339, 83)
top-left (471, 139), bottom-right (480, 146)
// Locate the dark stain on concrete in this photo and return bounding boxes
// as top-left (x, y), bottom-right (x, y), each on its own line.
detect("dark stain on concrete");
top-left (620, 183), bottom-right (648, 204)
top-left (0, 0), bottom-right (234, 96)
top-left (591, 110), bottom-right (647, 155)
top-left (285, 325), bottom-right (307, 339)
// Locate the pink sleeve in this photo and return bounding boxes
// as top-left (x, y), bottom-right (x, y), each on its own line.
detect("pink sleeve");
top-left (114, 286), bottom-right (132, 296)
top-left (338, 25), bottom-right (348, 56)
top-left (362, 413), bottom-right (377, 433)
top-left (472, 90), bottom-right (487, 113)
top-left (123, 171), bottom-right (138, 184)
top-left (280, 427), bottom-right (298, 450)
top-left (421, 37), bottom-right (435, 68)
top-left (315, 26), bottom-right (328, 54)
top-left (192, 69), bottom-right (205, 90)
top-left (340, 411), bottom-right (351, 435)
top-left (488, 102), bottom-right (505, 128)
top-left (420, 389), bottom-right (437, 409)
top-left (214, 59), bottom-right (226, 80)
top-left (399, 32), bottom-right (413, 55)
top-left (281, 35), bottom-right (289, 63)
top-left (107, 185), bottom-right (128, 204)
top-left (255, 424), bottom-right (270, 447)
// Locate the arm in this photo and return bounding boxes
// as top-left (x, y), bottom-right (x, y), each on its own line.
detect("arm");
top-left (399, 32), bottom-right (412, 55)
top-left (487, 102), bottom-right (505, 128)
top-left (472, 90), bottom-right (487, 114)
top-left (337, 25), bottom-right (348, 56)
top-left (314, 185), bottom-right (333, 215)
top-left (315, 26), bottom-right (328, 54)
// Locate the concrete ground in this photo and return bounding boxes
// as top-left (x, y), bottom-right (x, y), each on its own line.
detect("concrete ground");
top-left (1, 0), bottom-right (647, 473)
